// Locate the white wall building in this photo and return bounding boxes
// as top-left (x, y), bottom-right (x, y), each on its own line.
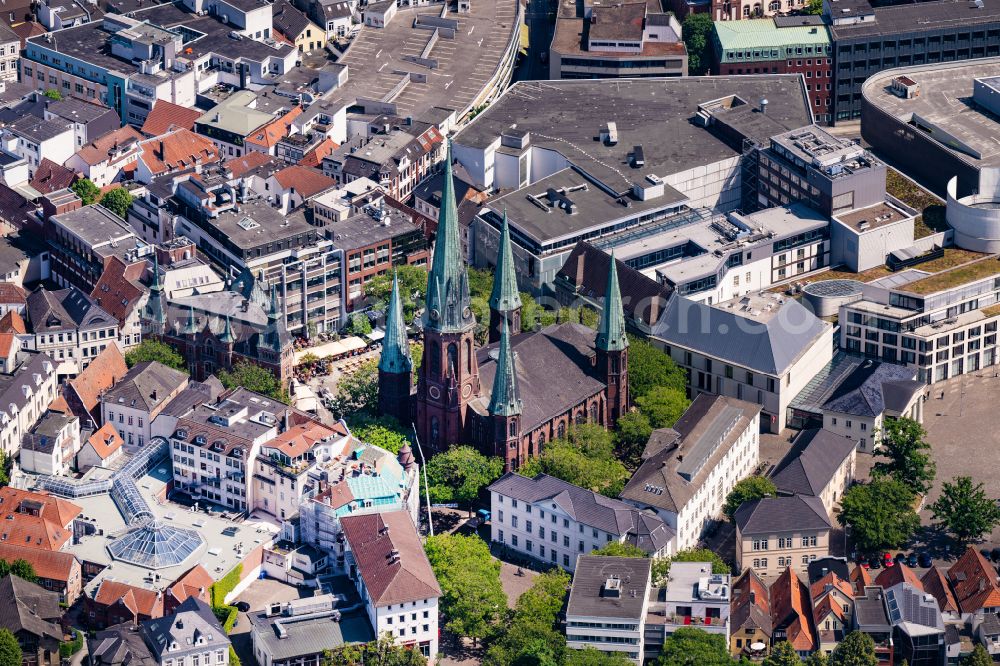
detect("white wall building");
top-left (101, 361), bottom-right (189, 449)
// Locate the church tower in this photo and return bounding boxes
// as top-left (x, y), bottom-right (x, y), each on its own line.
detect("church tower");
top-left (377, 272), bottom-right (413, 425)
top-left (488, 212), bottom-right (521, 343)
top-left (416, 143), bottom-right (481, 451)
top-left (487, 316), bottom-right (523, 471)
top-left (143, 252), bottom-right (167, 336)
top-left (596, 250), bottom-right (629, 425)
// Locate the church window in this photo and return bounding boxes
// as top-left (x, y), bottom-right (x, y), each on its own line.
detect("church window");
top-left (448, 343), bottom-right (458, 376)
top-left (429, 342), bottom-right (440, 377)
top-left (509, 420), bottom-right (517, 437)
top-left (557, 422), bottom-right (566, 438)
top-left (430, 417), bottom-right (440, 446)
top-left (465, 339), bottom-right (472, 374)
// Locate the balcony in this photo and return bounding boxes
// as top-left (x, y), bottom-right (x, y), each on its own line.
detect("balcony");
top-left (665, 614), bottom-right (727, 627)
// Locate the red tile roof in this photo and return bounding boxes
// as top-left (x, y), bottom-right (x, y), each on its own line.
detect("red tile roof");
top-left (849, 565), bottom-right (873, 594)
top-left (875, 563), bottom-right (923, 591)
top-left (0, 542), bottom-right (78, 582)
top-left (85, 422), bottom-right (123, 460)
top-left (30, 158), bottom-right (77, 194)
top-left (244, 107), bottom-right (303, 151)
top-left (948, 547), bottom-right (1000, 614)
top-left (0, 333), bottom-right (15, 359)
top-left (267, 421), bottom-right (346, 458)
top-left (75, 126), bottom-right (143, 167)
top-left (770, 567), bottom-right (816, 652)
top-left (140, 101), bottom-right (203, 137)
top-left (167, 565), bottom-right (213, 605)
top-left (48, 395), bottom-right (70, 414)
top-left (0, 487), bottom-right (82, 551)
top-left (922, 565), bottom-right (959, 615)
top-left (0, 311), bottom-right (26, 335)
top-left (10, 21), bottom-right (46, 48)
top-left (340, 511), bottom-right (441, 607)
top-left (91, 256), bottom-right (146, 326)
top-left (273, 165), bottom-right (335, 199)
top-left (138, 129), bottom-right (218, 177)
top-left (225, 151), bottom-right (275, 179)
top-left (809, 571), bottom-right (854, 603)
top-left (299, 138), bottom-right (338, 168)
top-left (94, 579), bottom-right (163, 618)
top-left (0, 284), bottom-right (26, 306)
top-left (65, 344), bottom-right (129, 414)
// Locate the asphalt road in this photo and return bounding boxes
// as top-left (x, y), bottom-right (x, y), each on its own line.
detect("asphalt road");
top-left (514, 0), bottom-right (555, 81)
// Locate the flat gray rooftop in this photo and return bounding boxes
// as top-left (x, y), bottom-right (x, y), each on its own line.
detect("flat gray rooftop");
top-left (207, 202), bottom-right (316, 250)
top-left (333, 0), bottom-right (518, 120)
top-left (830, 0), bottom-right (1000, 40)
top-left (863, 58), bottom-right (1000, 170)
top-left (454, 76), bottom-right (812, 194)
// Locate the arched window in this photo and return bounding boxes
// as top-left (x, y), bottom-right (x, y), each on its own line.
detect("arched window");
top-left (465, 339), bottom-right (472, 374)
top-left (589, 403), bottom-right (598, 423)
top-left (509, 420), bottom-right (517, 437)
top-left (429, 342), bottom-right (440, 377)
top-left (430, 417), bottom-right (440, 446)
top-left (574, 412), bottom-right (585, 425)
top-left (538, 432), bottom-right (546, 446)
top-left (447, 343), bottom-right (458, 376)
top-left (557, 421), bottom-right (566, 439)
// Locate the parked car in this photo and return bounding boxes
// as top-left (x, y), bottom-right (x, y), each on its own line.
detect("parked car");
top-left (918, 553), bottom-right (933, 568)
top-left (907, 553), bottom-right (919, 568)
top-left (991, 548), bottom-right (1000, 562)
top-left (883, 553), bottom-right (895, 567)
top-left (895, 552), bottom-right (907, 565)
top-left (869, 556), bottom-right (882, 570)
top-left (981, 548), bottom-right (992, 561)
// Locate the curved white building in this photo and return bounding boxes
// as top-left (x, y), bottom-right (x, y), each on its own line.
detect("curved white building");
top-left (946, 170), bottom-right (1000, 253)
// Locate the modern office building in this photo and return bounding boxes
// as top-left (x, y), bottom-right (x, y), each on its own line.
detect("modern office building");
top-left (713, 18), bottom-right (832, 121)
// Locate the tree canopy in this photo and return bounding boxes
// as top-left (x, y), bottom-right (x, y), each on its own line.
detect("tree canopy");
top-left (0, 628), bottom-right (20, 666)
top-left (872, 417), bottom-right (936, 495)
top-left (345, 413), bottom-right (410, 454)
top-left (425, 446), bottom-right (504, 508)
top-left (762, 642), bottom-right (803, 666)
top-left (724, 477), bottom-right (777, 521)
top-left (520, 424), bottom-right (629, 498)
top-left (635, 387), bottom-right (690, 429)
top-left (124, 339), bottom-right (186, 370)
top-left (424, 534), bottom-right (507, 645)
top-left (591, 542), bottom-right (646, 558)
top-left (71, 177), bottom-right (100, 205)
top-left (930, 476), bottom-right (1000, 545)
top-left (627, 336), bottom-right (687, 398)
top-left (43, 89), bottom-right (62, 101)
top-left (100, 187), bottom-right (133, 218)
top-left (363, 265), bottom-right (428, 323)
top-left (484, 569), bottom-right (570, 666)
top-left (322, 634), bottom-right (426, 666)
top-left (564, 648), bottom-right (633, 666)
top-left (828, 631), bottom-right (878, 666)
top-left (218, 362), bottom-right (287, 403)
top-left (681, 13), bottom-right (714, 76)
top-left (0, 560), bottom-right (36, 583)
top-left (346, 313), bottom-right (373, 336)
top-left (838, 479), bottom-right (920, 553)
top-left (962, 645), bottom-right (993, 666)
top-left (614, 410), bottom-right (653, 469)
top-left (658, 627), bottom-right (731, 666)
top-left (329, 359), bottom-right (378, 418)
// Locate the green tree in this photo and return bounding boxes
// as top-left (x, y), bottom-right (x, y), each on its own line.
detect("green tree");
top-left (591, 542), bottom-right (646, 558)
top-left (424, 534), bottom-right (507, 645)
top-left (838, 479), bottom-right (920, 553)
top-left (100, 186), bottom-right (133, 218)
top-left (363, 265), bottom-right (428, 323)
top-left (520, 291), bottom-right (556, 332)
top-left (520, 424), bottom-right (629, 497)
top-left (627, 336), bottom-right (687, 398)
top-left (218, 361), bottom-right (287, 402)
top-left (763, 642), bottom-right (802, 666)
top-left (345, 414), bottom-right (410, 454)
top-left (635, 386), bottom-right (690, 429)
top-left (658, 627), bottom-right (731, 666)
top-left (322, 633), bottom-right (426, 666)
top-left (805, 0), bottom-right (823, 12)
top-left (656, 548), bottom-right (729, 581)
top-left (71, 177), bottom-right (101, 205)
top-left (124, 339), bottom-right (186, 370)
top-left (724, 477), bottom-right (777, 521)
top-left (43, 89), bottom-right (62, 101)
top-left (962, 644), bottom-right (993, 666)
top-left (346, 312), bottom-right (372, 336)
top-left (803, 654), bottom-right (829, 666)
top-left (328, 359), bottom-right (378, 418)
top-left (0, 560), bottom-right (36, 583)
top-left (930, 476), bottom-right (1000, 545)
top-left (0, 451), bottom-right (12, 487)
top-left (565, 649), bottom-right (633, 666)
top-left (485, 569), bottom-right (571, 666)
top-left (614, 410), bottom-right (653, 468)
top-left (0, 628), bottom-right (21, 666)
top-left (872, 417), bottom-right (936, 495)
top-left (468, 268), bottom-right (494, 300)
top-left (828, 631), bottom-right (878, 666)
top-left (682, 13), bottom-right (714, 76)
top-left (425, 446), bottom-right (504, 509)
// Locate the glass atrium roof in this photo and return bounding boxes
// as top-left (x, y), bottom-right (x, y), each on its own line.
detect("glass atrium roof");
top-left (107, 521), bottom-right (204, 569)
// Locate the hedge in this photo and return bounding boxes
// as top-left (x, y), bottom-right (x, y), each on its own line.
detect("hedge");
top-left (209, 564), bottom-right (242, 607)
top-left (213, 605), bottom-right (238, 634)
top-left (59, 630), bottom-right (83, 659)
top-left (229, 646), bottom-right (241, 666)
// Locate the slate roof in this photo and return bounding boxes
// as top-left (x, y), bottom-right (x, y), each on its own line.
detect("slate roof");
top-left (140, 101), bottom-right (203, 137)
top-left (488, 473), bottom-right (674, 554)
top-left (921, 566), bottom-right (959, 615)
top-left (473, 322), bottom-right (607, 433)
top-left (102, 361), bottom-right (188, 413)
top-left (26, 287), bottom-right (116, 333)
top-left (566, 556), bottom-right (651, 621)
top-left (89, 624), bottom-right (157, 666)
top-left (652, 296), bottom-right (830, 376)
top-left (0, 575), bottom-right (62, 641)
top-left (556, 241), bottom-right (673, 329)
top-left (734, 495), bottom-right (831, 535)
top-left (822, 359), bottom-right (924, 417)
top-left (948, 547), bottom-right (1000, 614)
top-left (854, 585), bottom-right (891, 631)
top-left (770, 428), bottom-right (856, 498)
top-left (141, 597), bottom-right (228, 659)
top-left (0, 183), bottom-right (37, 229)
top-left (620, 394), bottom-right (761, 514)
top-left (339, 511), bottom-right (441, 607)
top-left (272, 0), bottom-right (313, 41)
top-left (731, 568), bottom-right (772, 636)
top-left (808, 557), bottom-right (850, 585)
top-left (29, 158), bottom-right (77, 194)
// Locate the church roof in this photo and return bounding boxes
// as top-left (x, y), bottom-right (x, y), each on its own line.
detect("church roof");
top-left (378, 272), bottom-right (412, 375)
top-left (488, 212), bottom-right (521, 314)
top-left (487, 316), bottom-right (521, 417)
top-left (596, 250), bottom-right (627, 352)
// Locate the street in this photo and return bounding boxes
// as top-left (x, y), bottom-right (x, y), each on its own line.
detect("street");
top-left (513, 0), bottom-right (555, 82)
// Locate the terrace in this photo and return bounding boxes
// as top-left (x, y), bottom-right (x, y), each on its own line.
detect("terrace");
top-left (901, 256), bottom-right (1000, 295)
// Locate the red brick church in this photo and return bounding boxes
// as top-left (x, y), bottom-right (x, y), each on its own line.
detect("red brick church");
top-left (377, 147), bottom-right (630, 470)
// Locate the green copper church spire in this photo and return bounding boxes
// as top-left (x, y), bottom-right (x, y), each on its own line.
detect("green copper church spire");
top-left (379, 271), bottom-right (412, 375)
top-left (219, 313), bottom-right (236, 345)
top-left (181, 303), bottom-right (198, 336)
top-left (487, 316), bottom-right (521, 417)
top-left (268, 284), bottom-right (280, 323)
top-left (596, 249), bottom-right (628, 352)
top-left (144, 252), bottom-right (165, 326)
top-left (423, 142), bottom-right (474, 333)
top-left (488, 210), bottom-right (521, 314)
